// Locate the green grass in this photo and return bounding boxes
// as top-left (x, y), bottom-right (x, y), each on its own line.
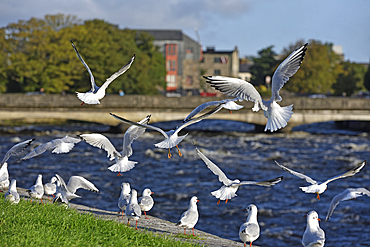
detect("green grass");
top-left (0, 194), bottom-right (199, 247)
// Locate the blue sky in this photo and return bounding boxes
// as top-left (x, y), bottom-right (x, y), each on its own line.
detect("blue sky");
top-left (1, 0), bottom-right (369, 63)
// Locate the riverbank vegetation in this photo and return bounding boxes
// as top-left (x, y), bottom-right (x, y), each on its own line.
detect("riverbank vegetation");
top-left (0, 194), bottom-right (199, 246)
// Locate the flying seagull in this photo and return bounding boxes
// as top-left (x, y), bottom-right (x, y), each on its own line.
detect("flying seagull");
top-left (204, 43), bottom-right (308, 132)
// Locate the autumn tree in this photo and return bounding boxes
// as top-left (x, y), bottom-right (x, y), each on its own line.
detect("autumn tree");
top-left (281, 39), bottom-right (342, 94)
top-left (332, 61), bottom-right (366, 96)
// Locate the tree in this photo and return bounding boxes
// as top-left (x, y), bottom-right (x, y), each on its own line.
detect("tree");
top-left (248, 46), bottom-right (278, 87)
top-left (332, 61), bottom-right (366, 96)
top-left (364, 61), bottom-right (370, 91)
top-left (282, 39), bottom-right (342, 94)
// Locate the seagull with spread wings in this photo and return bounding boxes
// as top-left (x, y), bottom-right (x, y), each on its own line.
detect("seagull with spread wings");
top-left (196, 148), bottom-right (283, 204)
top-left (110, 104), bottom-right (223, 158)
top-left (71, 40), bottom-right (135, 105)
top-left (79, 115), bottom-right (150, 175)
top-left (274, 160), bottom-right (366, 200)
top-left (204, 43), bottom-right (308, 132)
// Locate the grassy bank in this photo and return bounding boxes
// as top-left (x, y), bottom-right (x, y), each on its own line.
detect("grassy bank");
top-left (0, 194), bottom-right (199, 246)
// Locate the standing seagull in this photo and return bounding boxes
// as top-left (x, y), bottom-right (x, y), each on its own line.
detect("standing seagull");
top-left (138, 188), bottom-right (154, 219)
top-left (70, 40), bottom-right (135, 105)
top-left (118, 182), bottom-right (131, 218)
top-left (79, 115), bottom-right (150, 175)
top-left (204, 43), bottom-right (308, 132)
top-left (44, 177), bottom-right (57, 200)
top-left (27, 174), bottom-right (44, 204)
top-left (302, 211), bottom-right (325, 247)
top-left (239, 204), bottom-right (260, 247)
top-left (325, 188), bottom-right (370, 222)
top-left (20, 136), bottom-right (80, 161)
top-left (0, 139), bottom-right (34, 192)
top-left (197, 148), bottom-right (283, 204)
top-left (125, 189), bottom-right (141, 230)
top-left (176, 196), bottom-right (199, 236)
top-left (274, 160), bottom-right (366, 200)
top-left (110, 104), bottom-right (223, 158)
top-left (5, 179), bottom-right (20, 204)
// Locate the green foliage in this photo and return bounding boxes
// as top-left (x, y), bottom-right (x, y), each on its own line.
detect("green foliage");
top-left (332, 61), bottom-right (367, 96)
top-left (0, 14), bottom-right (166, 94)
top-left (282, 39), bottom-right (343, 94)
top-left (0, 195), bottom-right (198, 246)
top-left (248, 46), bottom-right (279, 86)
top-left (364, 62), bottom-right (370, 91)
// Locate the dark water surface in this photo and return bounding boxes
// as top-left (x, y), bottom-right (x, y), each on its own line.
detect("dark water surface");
top-left (1, 120), bottom-right (370, 247)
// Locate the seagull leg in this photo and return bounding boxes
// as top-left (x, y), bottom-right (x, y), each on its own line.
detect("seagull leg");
top-left (316, 192), bottom-right (320, 200)
top-left (117, 172), bottom-right (122, 176)
top-left (40, 198), bottom-right (44, 205)
top-left (176, 145), bottom-right (182, 157)
top-left (168, 149), bottom-right (172, 159)
top-left (229, 110), bottom-right (232, 114)
top-left (144, 211), bottom-right (149, 219)
top-left (127, 219), bottom-right (130, 226)
top-left (135, 220), bottom-right (138, 230)
top-left (184, 228), bottom-right (187, 235)
top-left (217, 199), bottom-right (220, 205)
top-left (122, 211), bottom-right (124, 219)
top-left (81, 102), bottom-right (84, 106)
top-left (192, 228), bottom-right (195, 236)
top-left (250, 242), bottom-right (252, 247)
top-left (225, 199), bottom-right (228, 204)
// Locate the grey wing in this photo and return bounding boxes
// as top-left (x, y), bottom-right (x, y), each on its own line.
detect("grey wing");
top-left (55, 174), bottom-right (68, 194)
top-left (183, 101), bottom-right (221, 122)
top-left (196, 147), bottom-right (233, 186)
top-left (274, 161), bottom-right (317, 185)
top-left (109, 113), bottom-right (169, 138)
top-left (240, 222), bottom-right (259, 238)
top-left (61, 136), bottom-right (81, 144)
top-left (100, 54), bottom-right (135, 90)
top-left (70, 41), bottom-right (97, 92)
top-left (122, 115), bottom-right (151, 157)
top-left (271, 43), bottom-right (308, 102)
top-left (238, 176), bottom-right (284, 187)
top-left (179, 210), bottom-right (198, 225)
top-left (79, 133), bottom-right (120, 160)
top-left (204, 76), bottom-right (266, 111)
top-left (175, 104), bottom-right (223, 134)
top-left (138, 196), bottom-right (153, 207)
top-left (324, 160), bottom-right (366, 185)
top-left (2, 139), bottom-right (34, 164)
top-left (66, 176), bottom-right (99, 194)
top-left (325, 188), bottom-right (370, 221)
top-left (20, 139), bottom-right (61, 161)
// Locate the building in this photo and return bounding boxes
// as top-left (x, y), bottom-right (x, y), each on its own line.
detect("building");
top-left (136, 29), bottom-right (202, 96)
top-left (200, 46), bottom-right (239, 95)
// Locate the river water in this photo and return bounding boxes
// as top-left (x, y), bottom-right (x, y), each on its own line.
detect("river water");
top-left (1, 120), bottom-right (370, 247)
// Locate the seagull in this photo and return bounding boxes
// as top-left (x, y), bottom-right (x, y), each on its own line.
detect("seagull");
top-left (138, 188), bottom-right (154, 219)
top-left (110, 104), bottom-right (223, 158)
top-left (5, 179), bottom-right (20, 204)
top-left (27, 174), bottom-right (44, 204)
top-left (197, 148), bottom-right (283, 204)
top-left (20, 136), bottom-right (81, 161)
top-left (125, 189), bottom-right (141, 230)
top-left (118, 182), bottom-right (131, 218)
top-left (183, 98), bottom-right (243, 122)
top-left (70, 40), bottom-right (135, 105)
top-left (79, 115), bottom-right (150, 175)
top-left (0, 138), bottom-right (34, 192)
top-left (274, 160), bottom-right (366, 200)
top-left (54, 174), bottom-right (100, 204)
top-left (44, 177), bottom-right (57, 200)
top-left (204, 43), bottom-right (308, 132)
top-left (302, 211), bottom-right (325, 247)
top-left (239, 204), bottom-right (260, 247)
top-left (325, 188), bottom-right (370, 222)
top-left (176, 196), bottom-right (199, 236)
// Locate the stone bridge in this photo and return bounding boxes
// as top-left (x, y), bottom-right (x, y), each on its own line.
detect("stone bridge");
top-left (1, 94), bottom-right (370, 131)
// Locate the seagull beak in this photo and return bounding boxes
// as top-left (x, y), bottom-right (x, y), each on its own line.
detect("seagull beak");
top-left (151, 192), bottom-right (154, 194)
top-left (243, 208), bottom-right (247, 211)
top-left (304, 215), bottom-right (307, 217)
top-left (318, 218), bottom-right (321, 221)
top-left (197, 199), bottom-right (199, 202)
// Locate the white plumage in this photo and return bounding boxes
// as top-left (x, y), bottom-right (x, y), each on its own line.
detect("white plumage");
top-left (302, 211), bottom-right (325, 247)
top-left (138, 188), bottom-right (154, 219)
top-left (176, 196), bottom-right (199, 236)
top-left (239, 204), bottom-right (260, 247)
top-left (5, 179), bottom-right (20, 204)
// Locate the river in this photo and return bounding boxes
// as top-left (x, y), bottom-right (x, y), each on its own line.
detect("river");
top-left (1, 120), bottom-right (369, 247)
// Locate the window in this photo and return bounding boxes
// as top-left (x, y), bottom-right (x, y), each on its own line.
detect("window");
top-left (166, 75), bottom-right (176, 87)
top-left (214, 57), bottom-right (221, 63)
top-left (214, 69), bottom-right (221, 75)
top-left (186, 76), bottom-right (193, 86)
top-left (167, 60), bottom-right (176, 71)
top-left (166, 44), bottom-right (177, 55)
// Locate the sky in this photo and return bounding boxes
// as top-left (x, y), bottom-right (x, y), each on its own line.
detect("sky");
top-left (1, 0), bottom-right (369, 63)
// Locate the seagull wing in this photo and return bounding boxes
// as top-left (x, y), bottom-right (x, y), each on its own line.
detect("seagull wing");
top-left (79, 133), bottom-right (120, 160)
top-left (323, 161), bottom-right (366, 185)
top-left (183, 101), bottom-right (222, 122)
top-left (2, 139), bottom-right (34, 164)
top-left (110, 113), bottom-right (169, 138)
top-left (66, 176), bottom-right (99, 194)
top-left (99, 54), bottom-right (135, 91)
top-left (196, 147), bottom-right (233, 186)
top-left (274, 160), bottom-right (317, 185)
top-left (70, 40), bottom-right (98, 92)
top-left (238, 176), bottom-right (284, 187)
top-left (325, 188), bottom-right (370, 221)
top-left (204, 76), bottom-right (266, 111)
top-left (122, 115), bottom-right (151, 157)
top-left (55, 174), bottom-right (68, 195)
top-left (271, 43), bottom-right (308, 102)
